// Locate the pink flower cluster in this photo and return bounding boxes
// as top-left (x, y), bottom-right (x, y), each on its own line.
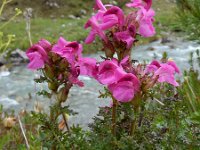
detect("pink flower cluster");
top-left (78, 57), bottom-right (180, 103)
top-left (146, 60), bottom-right (180, 86)
top-left (85, 0), bottom-right (155, 49)
top-left (26, 0), bottom-right (180, 104)
top-left (26, 37), bottom-right (90, 87)
top-left (97, 59), bottom-right (140, 102)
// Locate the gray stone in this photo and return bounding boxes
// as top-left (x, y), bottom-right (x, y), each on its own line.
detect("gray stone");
top-left (9, 49), bottom-right (28, 64)
top-left (161, 37), bottom-right (171, 44)
top-left (0, 66), bottom-right (10, 77)
top-left (80, 9), bottom-right (87, 15)
top-left (68, 15), bottom-right (76, 19)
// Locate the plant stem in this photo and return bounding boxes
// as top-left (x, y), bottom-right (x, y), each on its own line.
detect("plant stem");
top-left (138, 110), bottom-right (144, 127)
top-left (130, 116), bottom-right (137, 136)
top-left (18, 115), bottom-right (30, 150)
top-left (130, 94), bottom-right (141, 136)
top-left (112, 98), bottom-right (117, 136)
top-left (50, 106), bottom-right (54, 122)
top-left (62, 112), bottom-right (70, 132)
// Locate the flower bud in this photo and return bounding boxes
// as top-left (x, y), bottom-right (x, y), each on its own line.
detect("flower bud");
top-left (59, 59), bottom-right (69, 71)
top-left (50, 52), bottom-right (61, 63)
top-left (105, 48), bottom-right (115, 58)
top-left (3, 117), bottom-right (16, 128)
top-left (104, 42), bottom-right (115, 58)
top-left (44, 65), bottom-right (54, 79)
top-left (48, 82), bottom-right (58, 92)
top-left (57, 87), bottom-right (69, 103)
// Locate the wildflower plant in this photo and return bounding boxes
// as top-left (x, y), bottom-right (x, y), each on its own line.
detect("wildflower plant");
top-left (81, 0), bottom-right (180, 136)
top-left (25, 0), bottom-right (181, 148)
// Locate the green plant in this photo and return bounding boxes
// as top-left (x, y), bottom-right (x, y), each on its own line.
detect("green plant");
top-left (0, 0), bottom-right (21, 56)
top-left (179, 50), bottom-right (200, 125)
top-left (176, 0), bottom-right (200, 41)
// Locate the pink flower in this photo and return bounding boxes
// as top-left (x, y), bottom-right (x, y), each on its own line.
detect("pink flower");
top-left (155, 64), bottom-right (179, 87)
top-left (115, 31), bottom-right (134, 49)
top-left (103, 6), bottom-right (125, 27)
top-left (126, 0), bottom-right (152, 10)
top-left (137, 7), bottom-right (155, 37)
top-left (85, 3), bottom-right (125, 43)
top-left (26, 44), bottom-right (49, 70)
top-left (145, 60), bottom-right (161, 73)
top-left (78, 57), bottom-right (98, 78)
top-left (167, 60), bottom-right (180, 74)
top-left (52, 37), bottom-right (68, 56)
top-left (84, 16), bottom-right (108, 44)
top-left (98, 60), bottom-right (125, 85)
top-left (94, 0), bottom-right (107, 11)
top-left (146, 60), bottom-right (180, 86)
top-left (119, 56), bottom-right (134, 73)
top-left (69, 65), bottom-right (84, 87)
top-left (101, 14), bottom-right (119, 30)
top-left (114, 26), bottom-right (136, 49)
top-left (108, 73), bottom-right (140, 102)
top-left (38, 39), bottom-right (51, 51)
top-left (52, 37), bottom-right (82, 64)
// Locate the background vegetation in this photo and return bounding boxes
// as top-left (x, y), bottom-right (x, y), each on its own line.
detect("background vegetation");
top-left (0, 0), bottom-right (179, 54)
top-left (176, 0), bottom-right (200, 41)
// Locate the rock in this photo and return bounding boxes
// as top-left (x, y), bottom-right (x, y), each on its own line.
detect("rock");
top-left (147, 47), bottom-right (155, 51)
top-left (161, 37), bottom-right (171, 44)
top-left (80, 9), bottom-right (87, 15)
top-left (0, 61), bottom-right (4, 67)
top-left (68, 15), bottom-right (76, 19)
top-left (9, 49), bottom-right (28, 65)
top-left (45, 1), bottom-right (60, 8)
top-left (169, 45), bottom-right (176, 49)
top-left (60, 15), bottom-right (65, 18)
top-left (0, 66), bottom-right (10, 77)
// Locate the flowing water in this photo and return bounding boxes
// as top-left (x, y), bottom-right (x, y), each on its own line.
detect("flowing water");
top-left (0, 37), bottom-right (200, 127)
